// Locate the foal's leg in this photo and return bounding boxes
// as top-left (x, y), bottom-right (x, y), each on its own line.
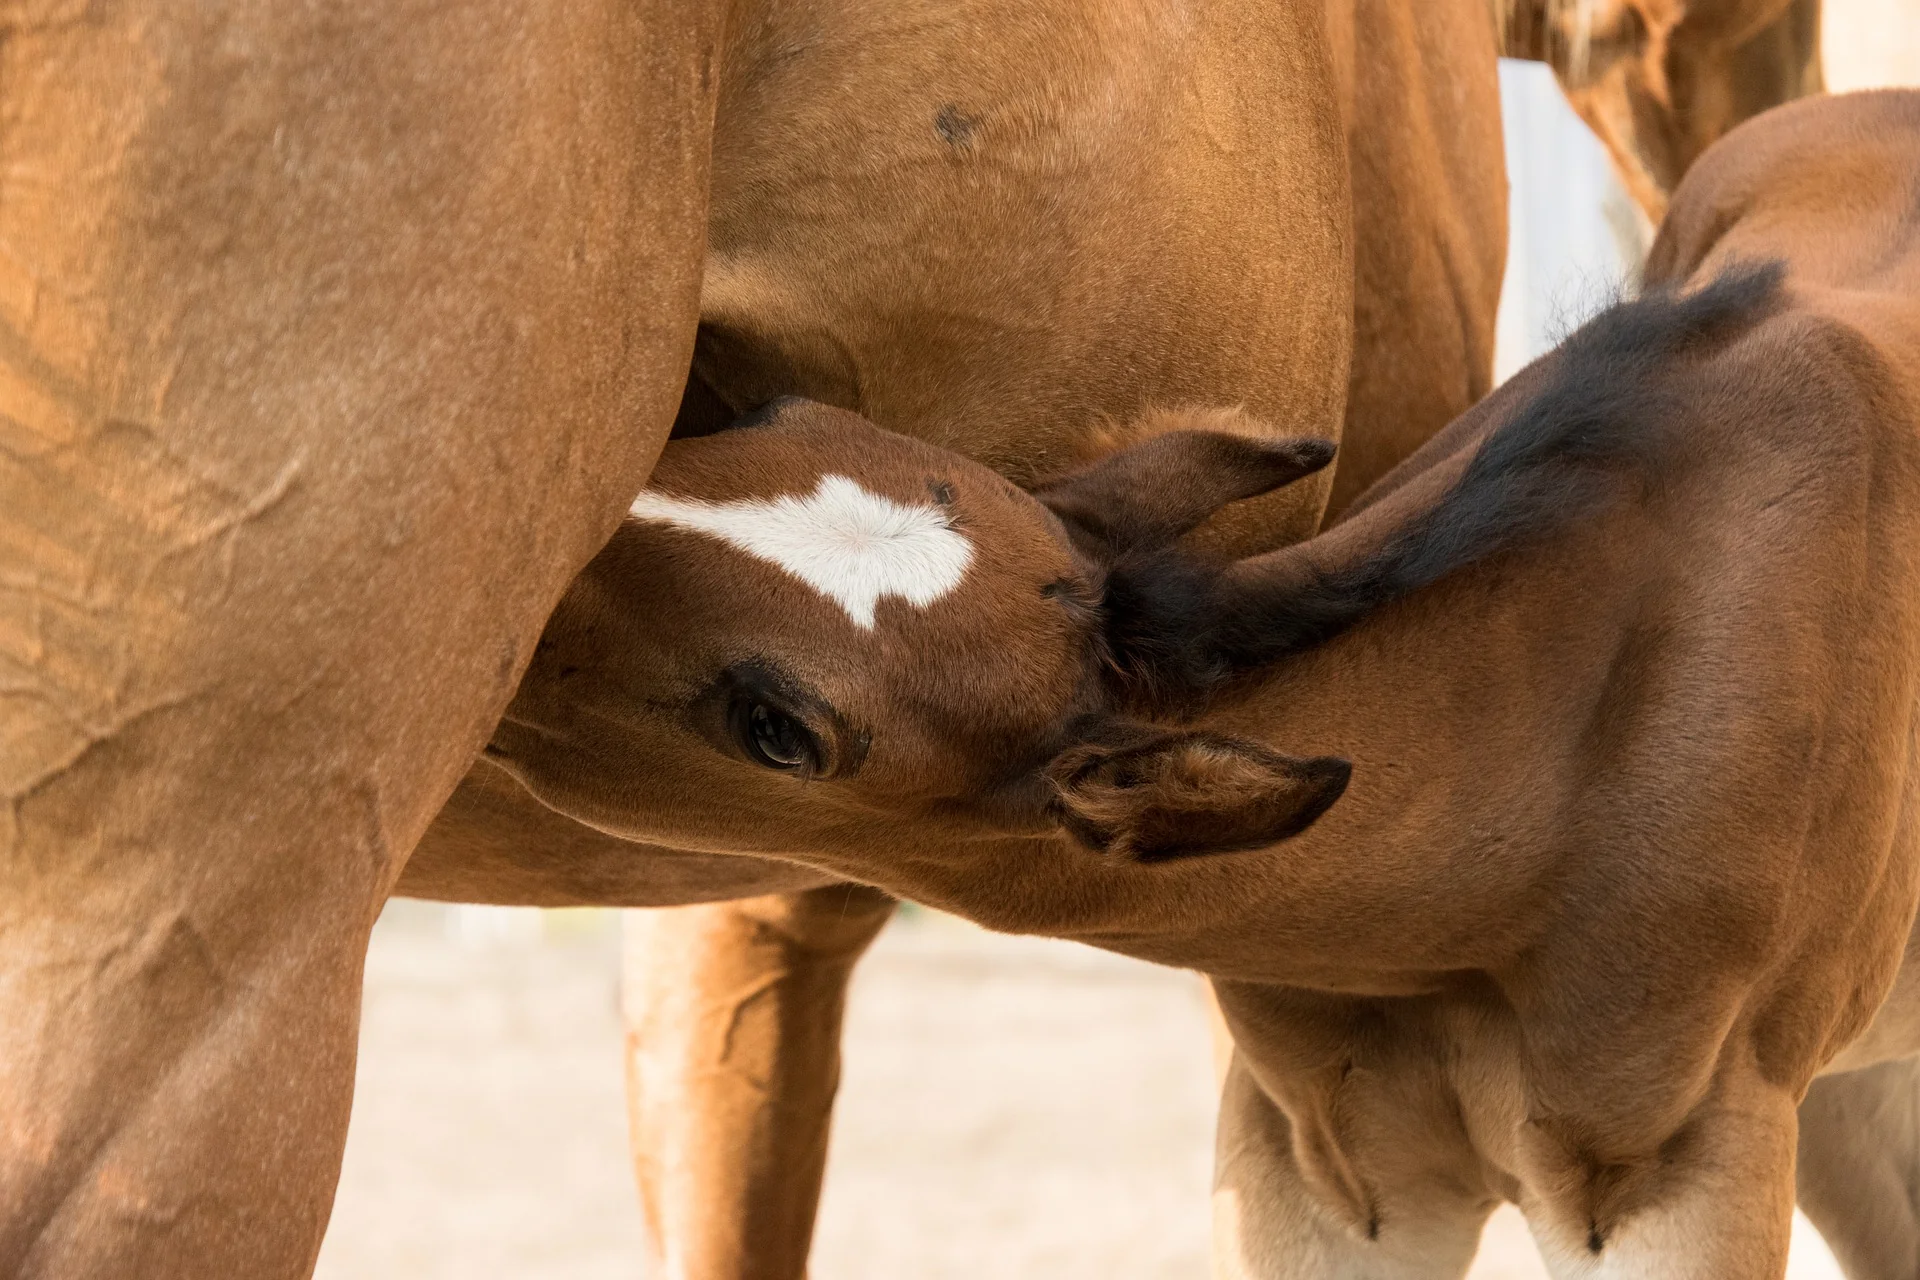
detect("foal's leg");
top-left (1212, 1056), bottom-right (1493, 1280)
top-left (623, 886), bottom-right (897, 1280)
top-left (0, 1), bottom-right (708, 1274)
top-left (1795, 1057), bottom-right (1920, 1280)
top-left (1525, 1084), bottom-right (1801, 1280)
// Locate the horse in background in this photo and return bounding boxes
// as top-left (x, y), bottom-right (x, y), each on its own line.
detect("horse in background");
top-left (1501, 0), bottom-right (1823, 223)
top-left (399, 1), bottom-right (1510, 1275)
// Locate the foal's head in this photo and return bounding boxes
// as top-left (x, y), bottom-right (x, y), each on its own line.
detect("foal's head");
top-left (493, 267), bottom-right (1788, 873)
top-left (488, 397), bottom-right (1349, 862)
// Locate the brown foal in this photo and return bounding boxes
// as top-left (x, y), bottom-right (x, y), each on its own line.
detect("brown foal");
top-left (486, 91), bottom-right (1920, 1278)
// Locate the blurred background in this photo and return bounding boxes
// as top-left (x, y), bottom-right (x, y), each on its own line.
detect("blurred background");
top-left (316, 8), bottom-right (1920, 1277)
top-left (315, 902), bottom-right (1848, 1279)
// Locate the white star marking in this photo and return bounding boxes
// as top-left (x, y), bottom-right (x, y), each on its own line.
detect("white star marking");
top-left (629, 474), bottom-right (975, 629)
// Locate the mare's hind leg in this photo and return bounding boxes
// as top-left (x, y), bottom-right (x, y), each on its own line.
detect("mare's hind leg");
top-left (1796, 1057), bottom-right (1920, 1279)
top-left (622, 885), bottom-right (897, 1280)
top-left (0, 1), bottom-right (708, 1274)
top-left (1212, 1055), bottom-right (1493, 1280)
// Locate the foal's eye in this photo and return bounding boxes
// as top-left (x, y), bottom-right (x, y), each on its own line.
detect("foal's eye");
top-left (735, 699), bottom-right (819, 772)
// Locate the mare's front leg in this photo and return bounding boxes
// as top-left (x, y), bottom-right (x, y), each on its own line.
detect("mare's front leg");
top-left (0, 1), bottom-right (710, 1274)
top-left (623, 886), bottom-right (897, 1279)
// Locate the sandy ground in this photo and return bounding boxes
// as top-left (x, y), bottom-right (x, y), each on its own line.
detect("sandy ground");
top-left (315, 903), bottom-right (1844, 1279)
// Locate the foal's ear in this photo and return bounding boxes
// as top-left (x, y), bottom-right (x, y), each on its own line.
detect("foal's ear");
top-left (1048, 728), bottom-right (1350, 861)
top-left (1034, 411), bottom-right (1335, 556)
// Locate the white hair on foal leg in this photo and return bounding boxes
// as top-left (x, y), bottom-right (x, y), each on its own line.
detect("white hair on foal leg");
top-left (629, 475), bottom-right (975, 629)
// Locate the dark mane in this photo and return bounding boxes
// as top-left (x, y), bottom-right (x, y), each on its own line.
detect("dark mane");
top-left (1103, 261), bottom-right (1788, 703)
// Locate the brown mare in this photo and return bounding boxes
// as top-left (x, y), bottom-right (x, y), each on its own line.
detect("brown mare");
top-left (486, 89), bottom-right (1920, 1278)
top-left (2, 0), bottom-right (1494, 1275)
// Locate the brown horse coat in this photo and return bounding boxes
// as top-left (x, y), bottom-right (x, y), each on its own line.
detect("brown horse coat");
top-left (0, 1), bottom-right (1497, 1274)
top-left (0, 1), bottom-right (714, 1275)
top-left (490, 91), bottom-right (1920, 1278)
top-left (397, 2), bottom-right (1507, 1273)
top-left (0, 0), bottom-right (1810, 1274)
top-left (403, 2), bottom-right (1830, 1274)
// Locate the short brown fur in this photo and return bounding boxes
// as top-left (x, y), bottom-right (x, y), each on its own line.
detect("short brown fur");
top-left (494, 92), bottom-right (1920, 1278)
top-left (400, 2), bottom-right (1509, 1273)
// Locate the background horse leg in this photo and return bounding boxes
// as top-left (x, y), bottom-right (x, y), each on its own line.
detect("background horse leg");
top-left (1502, 0), bottom-right (1824, 222)
top-left (623, 886), bottom-right (897, 1280)
top-left (1796, 1057), bottom-right (1920, 1280)
top-left (0, 0), bottom-right (710, 1274)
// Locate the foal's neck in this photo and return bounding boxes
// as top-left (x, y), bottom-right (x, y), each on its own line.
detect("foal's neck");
top-left (1153, 430), bottom-right (1653, 988)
